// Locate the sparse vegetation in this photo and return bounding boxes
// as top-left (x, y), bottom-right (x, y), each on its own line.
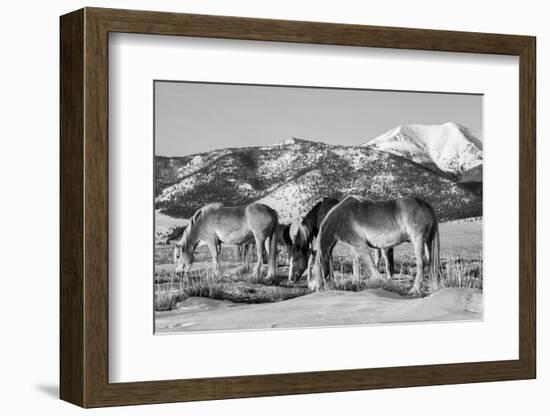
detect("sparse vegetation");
top-left (327, 275), bottom-right (411, 296)
top-left (154, 244), bottom-right (482, 311)
top-left (155, 266), bottom-right (309, 311)
top-left (327, 251), bottom-right (482, 297)
top-left (440, 254), bottom-right (483, 289)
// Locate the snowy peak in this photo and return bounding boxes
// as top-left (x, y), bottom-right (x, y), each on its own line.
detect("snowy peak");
top-left (364, 122), bottom-right (482, 178)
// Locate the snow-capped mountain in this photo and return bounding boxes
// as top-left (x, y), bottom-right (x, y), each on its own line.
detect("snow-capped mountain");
top-left (363, 122), bottom-right (482, 180)
top-left (155, 128), bottom-right (482, 223)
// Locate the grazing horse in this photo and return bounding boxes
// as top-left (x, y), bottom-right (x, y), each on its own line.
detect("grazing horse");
top-left (288, 198), bottom-right (393, 282)
top-left (310, 196), bottom-right (440, 296)
top-left (173, 202), bottom-right (279, 281)
top-left (287, 198), bottom-right (340, 282)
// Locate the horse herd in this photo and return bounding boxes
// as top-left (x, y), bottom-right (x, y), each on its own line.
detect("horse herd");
top-left (173, 195), bottom-right (441, 296)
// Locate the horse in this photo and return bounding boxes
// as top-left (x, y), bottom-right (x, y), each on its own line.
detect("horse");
top-left (288, 198), bottom-right (393, 282)
top-left (173, 202), bottom-right (279, 281)
top-left (287, 198), bottom-right (339, 282)
top-left (310, 195), bottom-right (440, 296)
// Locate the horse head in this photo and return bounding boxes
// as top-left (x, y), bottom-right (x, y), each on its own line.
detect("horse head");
top-left (173, 228), bottom-right (195, 274)
top-left (288, 218), bottom-right (310, 281)
top-left (288, 245), bottom-right (308, 282)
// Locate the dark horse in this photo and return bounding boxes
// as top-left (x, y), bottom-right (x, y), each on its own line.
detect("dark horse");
top-left (288, 197), bottom-right (393, 282)
top-left (287, 198), bottom-right (339, 282)
top-left (310, 196), bottom-right (440, 296)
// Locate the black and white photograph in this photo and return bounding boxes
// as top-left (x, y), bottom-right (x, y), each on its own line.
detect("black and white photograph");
top-left (154, 81), bottom-right (483, 333)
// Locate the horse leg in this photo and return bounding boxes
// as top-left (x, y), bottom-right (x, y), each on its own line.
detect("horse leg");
top-left (424, 242), bottom-right (430, 264)
top-left (308, 251), bottom-right (322, 291)
top-left (356, 244), bottom-right (382, 280)
top-left (352, 249), bottom-right (361, 279)
top-left (328, 256), bottom-right (335, 281)
top-left (266, 234), bottom-right (277, 281)
top-left (387, 248), bottom-right (395, 276)
top-left (373, 248), bottom-right (381, 269)
top-left (409, 238), bottom-right (425, 296)
top-left (381, 249), bottom-right (392, 280)
top-left (309, 249), bottom-right (333, 291)
top-left (306, 251), bottom-right (315, 283)
top-left (288, 254), bottom-right (295, 283)
top-left (207, 241), bottom-right (221, 279)
top-left (253, 236), bottom-right (264, 281)
top-left (263, 239), bottom-right (269, 264)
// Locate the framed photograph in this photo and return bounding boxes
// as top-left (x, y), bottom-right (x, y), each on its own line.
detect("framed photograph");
top-left (60, 7), bottom-right (536, 408)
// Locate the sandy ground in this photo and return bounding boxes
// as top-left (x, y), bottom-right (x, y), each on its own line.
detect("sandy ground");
top-left (156, 287), bottom-right (482, 333)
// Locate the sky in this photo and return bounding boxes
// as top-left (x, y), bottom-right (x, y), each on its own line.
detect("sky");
top-left (155, 81), bottom-right (482, 157)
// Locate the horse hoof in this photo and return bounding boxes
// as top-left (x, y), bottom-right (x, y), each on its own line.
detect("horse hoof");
top-left (408, 288), bottom-right (421, 297)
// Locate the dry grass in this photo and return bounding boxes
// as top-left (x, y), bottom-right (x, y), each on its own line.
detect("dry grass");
top-left (440, 254), bottom-right (483, 289)
top-left (155, 242), bottom-right (483, 311)
top-left (328, 251), bottom-right (483, 296)
top-left (328, 275), bottom-right (411, 296)
top-left (154, 267), bottom-right (308, 311)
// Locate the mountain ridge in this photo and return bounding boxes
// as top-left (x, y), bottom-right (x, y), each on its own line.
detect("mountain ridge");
top-left (155, 123), bottom-right (482, 223)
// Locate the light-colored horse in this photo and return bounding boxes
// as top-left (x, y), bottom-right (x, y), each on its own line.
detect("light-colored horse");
top-left (174, 202), bottom-right (279, 281)
top-left (288, 198), bottom-right (393, 283)
top-left (310, 195), bottom-right (440, 296)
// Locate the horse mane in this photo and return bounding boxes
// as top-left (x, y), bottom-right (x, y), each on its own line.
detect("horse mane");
top-left (277, 223), bottom-right (292, 246)
top-left (179, 202), bottom-right (223, 247)
top-left (316, 195), bottom-right (367, 240)
top-left (314, 196), bottom-right (360, 281)
top-left (289, 217), bottom-right (311, 250)
top-left (343, 194), bottom-right (367, 203)
top-left (190, 202), bottom-right (223, 226)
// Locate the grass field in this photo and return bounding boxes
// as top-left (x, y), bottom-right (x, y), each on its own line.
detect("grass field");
top-left (154, 219), bottom-right (483, 312)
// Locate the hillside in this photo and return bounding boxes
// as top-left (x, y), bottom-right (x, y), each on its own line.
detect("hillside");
top-left (155, 134), bottom-right (482, 222)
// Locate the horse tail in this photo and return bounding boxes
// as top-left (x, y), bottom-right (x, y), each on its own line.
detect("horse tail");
top-left (312, 208), bottom-right (339, 289)
top-left (308, 237), bottom-right (325, 291)
top-left (429, 220), bottom-right (441, 291)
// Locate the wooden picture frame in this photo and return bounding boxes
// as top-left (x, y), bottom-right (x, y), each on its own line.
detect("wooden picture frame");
top-left (60, 7), bottom-right (536, 408)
